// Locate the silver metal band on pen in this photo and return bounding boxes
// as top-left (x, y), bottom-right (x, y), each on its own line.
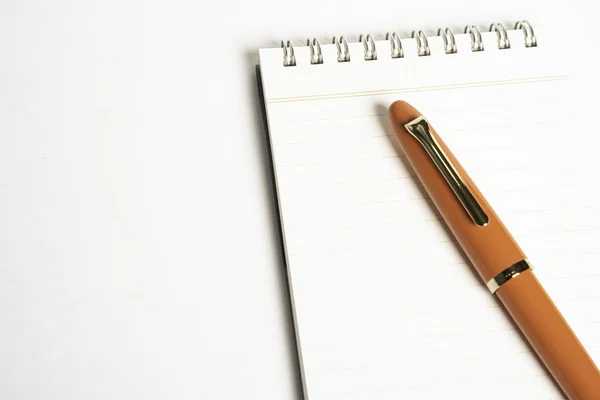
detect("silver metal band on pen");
top-left (486, 260), bottom-right (532, 294)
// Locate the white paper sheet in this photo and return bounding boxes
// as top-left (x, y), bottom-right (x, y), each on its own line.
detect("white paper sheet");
top-left (258, 28), bottom-right (599, 399)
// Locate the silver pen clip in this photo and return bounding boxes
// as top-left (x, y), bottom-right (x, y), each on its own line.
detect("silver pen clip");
top-left (404, 116), bottom-right (489, 227)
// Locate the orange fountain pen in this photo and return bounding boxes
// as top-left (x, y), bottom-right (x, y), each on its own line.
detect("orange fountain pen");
top-left (388, 101), bottom-right (600, 399)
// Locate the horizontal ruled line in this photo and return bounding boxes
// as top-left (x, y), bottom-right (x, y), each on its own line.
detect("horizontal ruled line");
top-left (282, 183), bottom-right (589, 212)
top-left (292, 251), bottom-right (600, 282)
top-left (278, 165), bottom-right (582, 190)
top-left (304, 275), bottom-right (600, 304)
top-left (286, 227), bottom-right (600, 257)
top-left (307, 343), bottom-right (600, 370)
top-left (273, 146), bottom-right (576, 168)
top-left (266, 75), bottom-right (568, 103)
top-left (285, 205), bottom-right (597, 233)
top-left (271, 119), bottom-right (566, 145)
top-left (305, 323), bottom-right (600, 352)
top-left (311, 372), bottom-right (558, 397)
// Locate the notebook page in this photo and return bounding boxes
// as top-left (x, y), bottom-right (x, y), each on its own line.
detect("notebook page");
top-left (258, 30), bottom-right (600, 399)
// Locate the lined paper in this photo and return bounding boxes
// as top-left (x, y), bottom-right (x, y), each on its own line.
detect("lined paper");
top-left (259, 30), bottom-right (599, 399)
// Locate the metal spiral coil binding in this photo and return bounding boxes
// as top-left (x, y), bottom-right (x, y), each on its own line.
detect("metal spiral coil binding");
top-left (490, 23), bottom-right (511, 49)
top-left (386, 32), bottom-right (404, 59)
top-left (360, 34), bottom-right (378, 61)
top-left (308, 38), bottom-right (323, 64)
top-left (281, 40), bottom-right (296, 66)
top-left (515, 20), bottom-right (537, 47)
top-left (465, 25), bottom-right (484, 52)
top-left (412, 30), bottom-right (431, 56)
top-left (333, 36), bottom-right (350, 62)
top-left (280, 21), bottom-right (537, 66)
top-left (438, 28), bottom-right (457, 54)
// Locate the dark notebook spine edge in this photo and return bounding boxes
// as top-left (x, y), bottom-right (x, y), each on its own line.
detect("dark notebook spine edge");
top-left (255, 64), bottom-right (307, 400)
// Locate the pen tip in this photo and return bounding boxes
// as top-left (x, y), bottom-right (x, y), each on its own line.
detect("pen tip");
top-left (388, 101), bottom-right (422, 126)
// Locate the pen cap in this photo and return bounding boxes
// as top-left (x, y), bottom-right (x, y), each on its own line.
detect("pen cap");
top-left (388, 101), bottom-right (526, 283)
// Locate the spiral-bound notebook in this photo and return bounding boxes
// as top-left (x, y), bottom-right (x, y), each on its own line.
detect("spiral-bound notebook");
top-left (257, 22), bottom-right (600, 399)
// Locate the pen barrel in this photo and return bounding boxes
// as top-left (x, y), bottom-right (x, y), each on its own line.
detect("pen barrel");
top-left (496, 269), bottom-right (600, 399)
top-left (389, 102), bottom-right (600, 398)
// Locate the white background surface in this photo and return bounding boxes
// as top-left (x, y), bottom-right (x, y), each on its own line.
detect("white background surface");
top-left (0, 1), bottom-right (599, 399)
